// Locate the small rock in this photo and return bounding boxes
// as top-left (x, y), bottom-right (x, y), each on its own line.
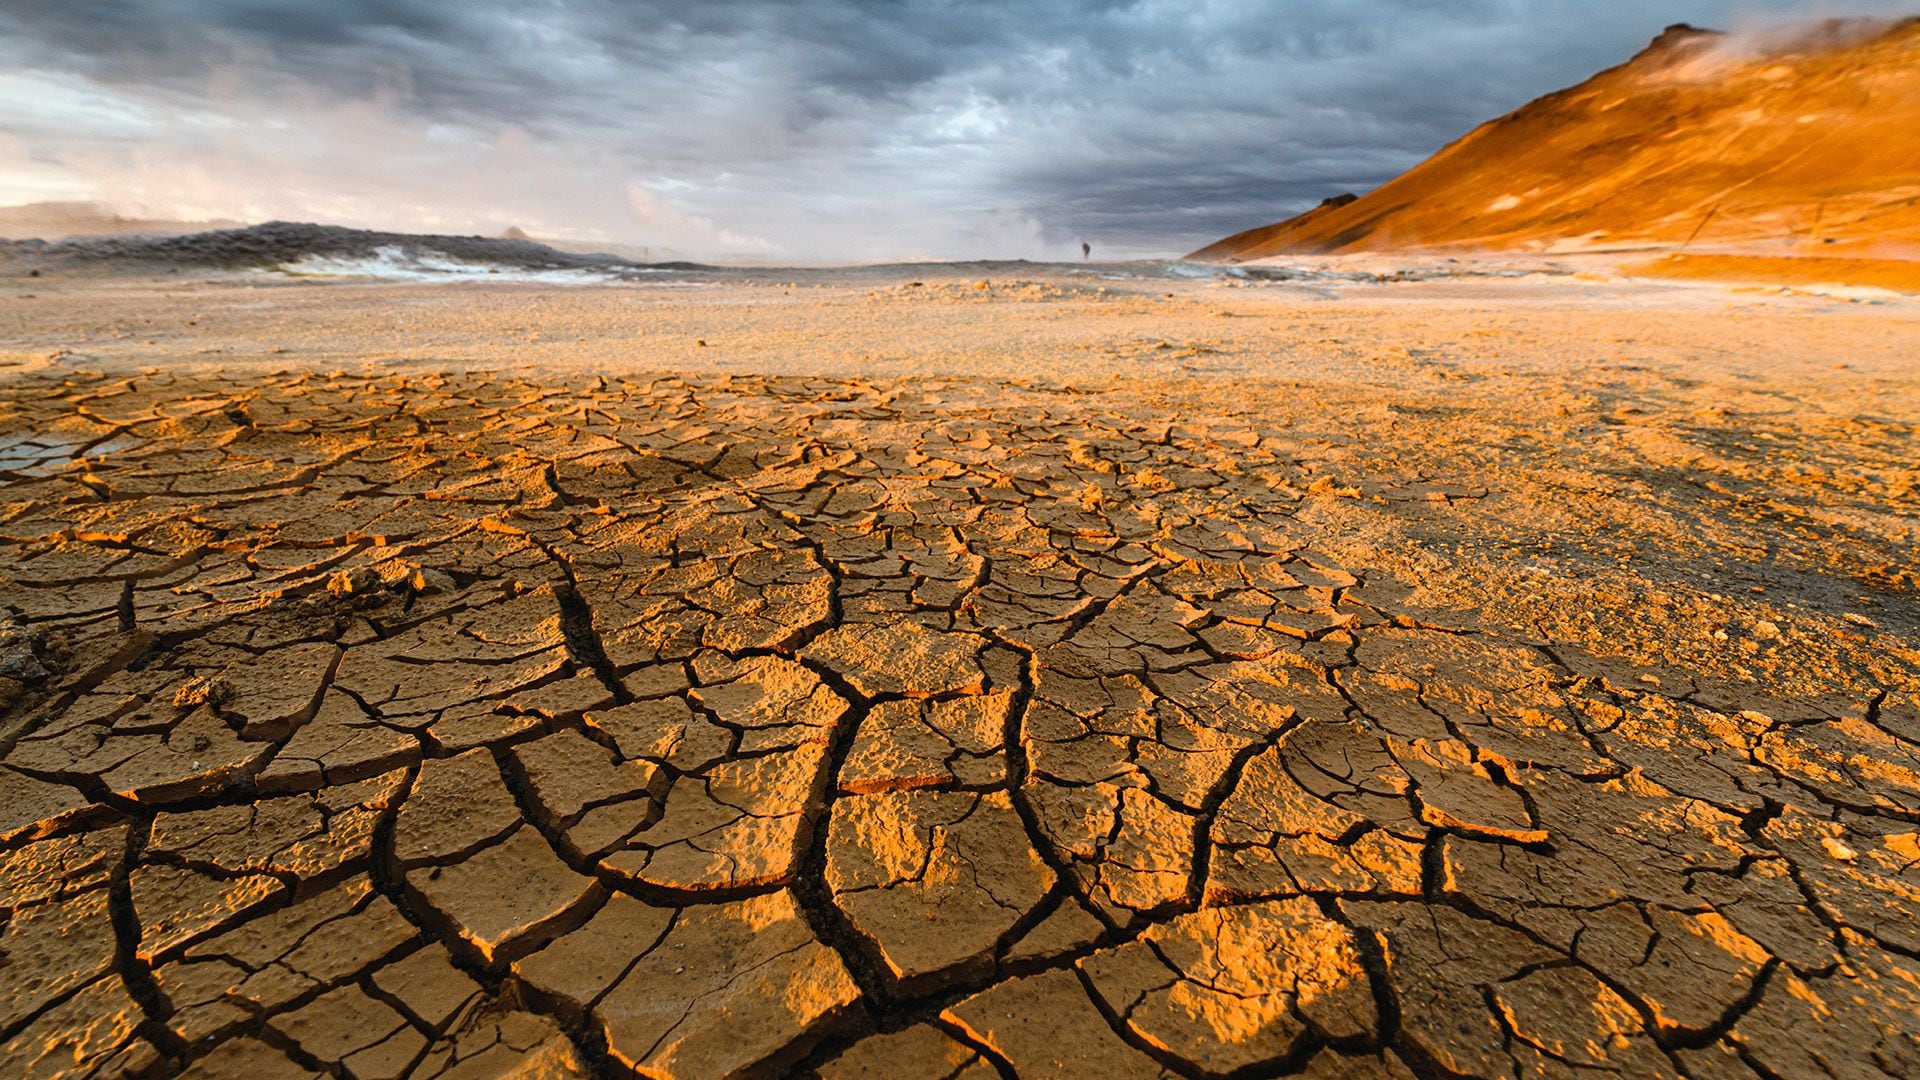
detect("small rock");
top-left (1307, 476), bottom-right (1361, 498)
top-left (0, 617), bottom-right (49, 681)
top-left (327, 567), bottom-right (382, 598)
top-left (1821, 837), bottom-right (1858, 862)
top-left (173, 675), bottom-right (233, 709)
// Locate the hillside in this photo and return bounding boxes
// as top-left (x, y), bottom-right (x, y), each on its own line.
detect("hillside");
top-left (1191, 19), bottom-right (1920, 261)
top-left (0, 221), bottom-right (721, 280)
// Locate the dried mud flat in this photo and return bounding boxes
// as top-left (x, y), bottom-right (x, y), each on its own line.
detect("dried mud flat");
top-left (1, 273), bottom-right (1918, 1079)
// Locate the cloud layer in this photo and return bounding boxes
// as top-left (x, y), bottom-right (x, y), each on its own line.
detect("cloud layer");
top-left (0, 1), bottom-right (1908, 260)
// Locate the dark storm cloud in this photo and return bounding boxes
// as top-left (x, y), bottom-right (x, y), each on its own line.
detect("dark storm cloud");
top-left (1, 0), bottom-right (1910, 258)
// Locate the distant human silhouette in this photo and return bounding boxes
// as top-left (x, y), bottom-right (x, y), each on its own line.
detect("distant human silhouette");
top-left (1081, 241), bottom-right (1091, 260)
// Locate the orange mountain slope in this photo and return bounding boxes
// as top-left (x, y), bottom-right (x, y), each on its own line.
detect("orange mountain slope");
top-left (1190, 19), bottom-right (1920, 261)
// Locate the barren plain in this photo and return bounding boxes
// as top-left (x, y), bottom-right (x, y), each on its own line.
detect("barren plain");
top-left (0, 265), bottom-right (1917, 1078)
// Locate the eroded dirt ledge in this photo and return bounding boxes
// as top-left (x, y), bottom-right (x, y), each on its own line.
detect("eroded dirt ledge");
top-left (0, 363), bottom-right (1915, 1078)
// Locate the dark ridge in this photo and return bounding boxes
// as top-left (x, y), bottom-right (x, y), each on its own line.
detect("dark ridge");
top-left (1, 220), bottom-right (717, 273)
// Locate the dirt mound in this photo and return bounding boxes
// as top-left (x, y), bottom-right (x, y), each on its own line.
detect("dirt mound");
top-left (1192, 18), bottom-right (1920, 261)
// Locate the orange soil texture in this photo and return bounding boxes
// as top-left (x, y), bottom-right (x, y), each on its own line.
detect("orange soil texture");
top-left (1192, 19), bottom-right (1920, 262)
top-left (1, 279), bottom-right (1919, 1079)
top-left (1628, 253), bottom-right (1920, 294)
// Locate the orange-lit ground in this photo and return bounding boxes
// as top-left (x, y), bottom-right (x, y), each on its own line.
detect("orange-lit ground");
top-left (1, 268), bottom-right (1916, 1077)
top-left (1626, 253), bottom-right (1920, 295)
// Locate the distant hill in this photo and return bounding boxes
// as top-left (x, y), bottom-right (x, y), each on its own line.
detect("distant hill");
top-left (0, 207), bottom-right (707, 270)
top-left (0, 201), bottom-right (243, 241)
top-left (1, 221), bottom-right (711, 275)
top-left (1190, 19), bottom-right (1920, 261)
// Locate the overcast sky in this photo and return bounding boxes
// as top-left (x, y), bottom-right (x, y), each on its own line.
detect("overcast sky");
top-left (0, 1), bottom-right (1907, 260)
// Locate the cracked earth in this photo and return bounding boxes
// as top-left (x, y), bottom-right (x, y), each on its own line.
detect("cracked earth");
top-left (1, 273), bottom-right (1918, 1078)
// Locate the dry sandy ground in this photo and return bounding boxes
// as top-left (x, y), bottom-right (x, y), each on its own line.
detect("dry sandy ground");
top-left (0, 267), bottom-right (1917, 1078)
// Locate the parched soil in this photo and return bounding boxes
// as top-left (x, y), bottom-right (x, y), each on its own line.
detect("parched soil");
top-left (0, 276), bottom-right (1917, 1078)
